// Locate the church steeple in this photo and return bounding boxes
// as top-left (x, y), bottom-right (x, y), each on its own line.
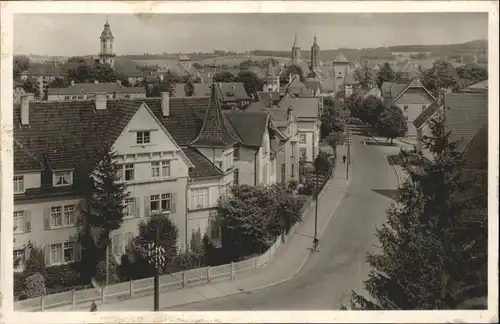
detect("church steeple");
top-left (291, 31), bottom-right (301, 66)
top-left (310, 34), bottom-right (320, 70)
top-left (99, 18), bottom-right (115, 68)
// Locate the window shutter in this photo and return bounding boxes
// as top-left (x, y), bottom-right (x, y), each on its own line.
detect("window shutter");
top-left (44, 245), bottom-right (50, 266)
top-left (171, 193), bottom-right (177, 213)
top-left (43, 208), bottom-right (50, 230)
top-left (25, 211), bottom-right (31, 232)
top-left (135, 197), bottom-right (140, 218)
top-left (144, 196), bottom-right (150, 217)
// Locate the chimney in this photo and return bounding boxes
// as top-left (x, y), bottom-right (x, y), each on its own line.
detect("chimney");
top-left (95, 93), bottom-right (107, 110)
top-left (70, 80), bottom-right (75, 86)
top-left (21, 93), bottom-right (34, 126)
top-left (94, 80), bottom-right (99, 84)
top-left (161, 92), bottom-right (170, 117)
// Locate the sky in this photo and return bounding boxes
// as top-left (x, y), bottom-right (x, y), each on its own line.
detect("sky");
top-left (14, 12), bottom-right (488, 56)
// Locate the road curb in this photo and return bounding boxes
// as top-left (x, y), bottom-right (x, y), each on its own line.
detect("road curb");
top-left (163, 149), bottom-right (352, 310)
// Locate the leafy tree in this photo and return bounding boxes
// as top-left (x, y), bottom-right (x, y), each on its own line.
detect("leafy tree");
top-left (22, 78), bottom-right (41, 98)
top-left (346, 119), bottom-right (485, 310)
top-left (421, 60), bottom-right (461, 96)
top-left (320, 98), bottom-right (345, 140)
top-left (23, 242), bottom-right (47, 279)
top-left (354, 66), bottom-right (375, 89)
top-left (192, 62), bottom-right (203, 70)
top-left (314, 151), bottom-right (333, 176)
top-left (67, 56), bottom-right (86, 63)
top-left (377, 105), bottom-right (407, 143)
top-left (376, 62), bottom-right (396, 88)
top-left (78, 144), bottom-right (129, 281)
top-left (455, 64), bottom-right (488, 87)
top-left (358, 96), bottom-right (386, 127)
top-left (213, 71), bottom-right (236, 83)
top-left (13, 55), bottom-right (31, 77)
top-left (235, 70), bottom-right (264, 96)
top-left (280, 64), bottom-right (305, 84)
top-left (395, 71), bottom-right (412, 84)
top-left (47, 77), bottom-right (69, 88)
top-left (239, 59), bottom-right (254, 70)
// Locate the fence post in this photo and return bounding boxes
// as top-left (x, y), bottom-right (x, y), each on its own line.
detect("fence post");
top-left (230, 262), bottom-right (235, 280)
top-left (72, 289), bottom-right (76, 309)
top-left (40, 295), bottom-right (45, 311)
top-left (206, 266), bottom-right (211, 283)
top-left (129, 280), bottom-right (133, 299)
top-left (182, 271), bottom-right (186, 288)
top-left (254, 257), bottom-right (258, 270)
top-left (100, 287), bottom-right (105, 305)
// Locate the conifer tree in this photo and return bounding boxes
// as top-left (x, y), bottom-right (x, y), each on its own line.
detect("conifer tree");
top-left (345, 118), bottom-right (486, 310)
top-left (78, 144), bottom-right (129, 281)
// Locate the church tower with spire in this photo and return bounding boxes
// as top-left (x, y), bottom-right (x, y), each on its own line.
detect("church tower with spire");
top-left (99, 18), bottom-right (116, 68)
top-left (310, 34), bottom-right (320, 71)
top-left (291, 32), bottom-right (301, 65)
top-left (263, 59), bottom-right (280, 92)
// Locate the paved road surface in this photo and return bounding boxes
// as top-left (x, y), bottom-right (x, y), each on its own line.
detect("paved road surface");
top-left (167, 135), bottom-right (399, 310)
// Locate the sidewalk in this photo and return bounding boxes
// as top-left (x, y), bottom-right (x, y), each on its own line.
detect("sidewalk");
top-left (56, 146), bottom-right (350, 312)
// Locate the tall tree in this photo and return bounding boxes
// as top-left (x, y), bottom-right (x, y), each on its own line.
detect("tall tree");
top-left (354, 66), bottom-right (375, 89)
top-left (455, 64), bottom-right (488, 87)
top-left (13, 55), bottom-right (31, 77)
top-left (235, 70), bottom-right (264, 96)
top-left (78, 144), bottom-right (129, 281)
top-left (377, 105), bottom-right (407, 143)
top-left (421, 60), bottom-right (461, 96)
top-left (22, 78), bottom-right (41, 98)
top-left (280, 64), bottom-right (305, 84)
top-left (376, 62), bottom-right (396, 88)
top-left (357, 95), bottom-right (386, 127)
top-left (213, 71), bottom-right (236, 83)
top-left (346, 119), bottom-right (485, 310)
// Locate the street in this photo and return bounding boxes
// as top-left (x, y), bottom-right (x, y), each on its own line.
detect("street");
top-left (167, 135), bottom-right (400, 310)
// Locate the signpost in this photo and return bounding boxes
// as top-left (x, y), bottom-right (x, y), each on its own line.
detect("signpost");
top-left (143, 226), bottom-right (166, 312)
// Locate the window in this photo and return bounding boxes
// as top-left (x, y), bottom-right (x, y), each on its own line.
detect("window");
top-left (51, 207), bottom-right (62, 227)
top-left (63, 242), bottom-right (74, 263)
top-left (405, 116), bottom-right (409, 121)
top-left (137, 131), bottom-right (151, 144)
top-left (150, 193), bottom-right (171, 213)
top-left (14, 176), bottom-right (24, 194)
top-left (151, 161), bottom-right (170, 178)
top-left (124, 164), bottom-right (134, 181)
top-left (14, 249), bottom-right (25, 270)
top-left (123, 198), bottom-right (135, 218)
top-left (404, 105), bottom-right (408, 111)
top-left (14, 211), bottom-right (25, 233)
top-left (53, 171), bottom-right (72, 186)
top-left (299, 133), bottom-right (307, 144)
top-left (63, 205), bottom-right (75, 225)
top-left (300, 148), bottom-right (307, 159)
top-left (191, 188), bottom-right (209, 209)
top-left (50, 243), bottom-right (63, 265)
top-left (64, 96), bottom-right (71, 100)
top-left (233, 147), bottom-right (240, 160)
top-left (234, 169), bottom-right (239, 185)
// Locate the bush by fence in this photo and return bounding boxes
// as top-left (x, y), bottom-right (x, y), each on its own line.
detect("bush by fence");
top-left (15, 159), bottom-right (338, 312)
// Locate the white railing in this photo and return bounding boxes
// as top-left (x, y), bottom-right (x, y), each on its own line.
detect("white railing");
top-left (14, 163), bottom-right (337, 312)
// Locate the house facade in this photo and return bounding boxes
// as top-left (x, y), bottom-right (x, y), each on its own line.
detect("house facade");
top-left (381, 78), bottom-right (435, 137)
top-left (47, 81), bottom-right (146, 101)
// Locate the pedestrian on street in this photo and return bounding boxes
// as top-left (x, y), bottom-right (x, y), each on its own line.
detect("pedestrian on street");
top-left (342, 155), bottom-right (346, 163)
top-left (313, 237), bottom-right (319, 251)
top-left (90, 301), bottom-right (97, 312)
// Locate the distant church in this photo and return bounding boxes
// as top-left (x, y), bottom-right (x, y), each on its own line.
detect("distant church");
top-left (98, 19), bottom-right (116, 68)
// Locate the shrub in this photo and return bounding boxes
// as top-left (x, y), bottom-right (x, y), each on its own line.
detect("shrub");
top-left (45, 263), bottom-right (83, 288)
top-left (23, 272), bottom-right (46, 298)
top-left (95, 256), bottom-right (119, 285)
top-left (14, 272), bottom-right (26, 300)
top-left (23, 242), bottom-right (47, 279)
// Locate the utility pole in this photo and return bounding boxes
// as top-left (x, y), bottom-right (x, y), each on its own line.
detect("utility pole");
top-left (346, 125), bottom-right (351, 180)
top-left (314, 167), bottom-right (319, 240)
top-left (153, 225), bottom-right (160, 312)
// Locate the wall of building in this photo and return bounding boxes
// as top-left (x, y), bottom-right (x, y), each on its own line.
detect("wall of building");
top-left (235, 146), bottom-right (258, 186)
top-left (395, 88), bottom-right (433, 137)
top-left (47, 92), bottom-right (145, 102)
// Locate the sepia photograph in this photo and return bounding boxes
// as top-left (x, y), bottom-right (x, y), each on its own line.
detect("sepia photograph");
top-left (0, 1), bottom-right (498, 323)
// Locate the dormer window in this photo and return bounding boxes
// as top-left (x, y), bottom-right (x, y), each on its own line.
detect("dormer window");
top-left (14, 176), bottom-right (25, 194)
top-left (53, 171), bottom-right (73, 187)
top-left (137, 131), bottom-right (151, 145)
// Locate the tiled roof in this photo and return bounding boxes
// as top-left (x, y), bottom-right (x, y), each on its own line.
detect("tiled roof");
top-left (304, 79), bottom-right (321, 92)
top-left (256, 91), bottom-right (281, 104)
top-left (320, 78), bottom-right (335, 92)
top-left (444, 91), bottom-right (488, 152)
top-left (381, 81), bottom-right (407, 99)
top-left (48, 82), bottom-right (146, 95)
top-left (21, 63), bottom-right (66, 77)
top-left (173, 82), bottom-right (249, 101)
top-left (246, 101), bottom-right (268, 113)
top-left (224, 111), bottom-right (268, 147)
top-left (333, 53), bottom-right (349, 64)
top-left (278, 94), bottom-right (319, 119)
top-left (190, 84), bottom-right (238, 147)
top-left (413, 101), bottom-right (443, 129)
top-left (462, 124), bottom-right (487, 170)
top-left (464, 80), bottom-right (488, 92)
top-left (182, 147), bottom-right (223, 178)
top-left (13, 99), bottom-right (143, 198)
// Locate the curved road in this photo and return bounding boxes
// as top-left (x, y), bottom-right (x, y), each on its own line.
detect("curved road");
top-left (167, 135), bottom-right (399, 310)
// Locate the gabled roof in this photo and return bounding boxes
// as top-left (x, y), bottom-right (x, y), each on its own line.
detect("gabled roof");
top-left (190, 84), bottom-right (238, 148)
top-left (333, 53), bottom-right (349, 64)
top-left (278, 94), bottom-right (319, 119)
top-left (256, 91), bottom-right (281, 104)
top-left (413, 101), bottom-right (443, 129)
top-left (173, 82), bottom-right (249, 101)
top-left (182, 147), bottom-right (223, 179)
top-left (320, 78), bottom-right (335, 92)
top-left (304, 79), bottom-right (321, 93)
top-left (48, 82), bottom-right (146, 95)
top-left (462, 80), bottom-right (488, 92)
top-left (224, 111), bottom-right (269, 147)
